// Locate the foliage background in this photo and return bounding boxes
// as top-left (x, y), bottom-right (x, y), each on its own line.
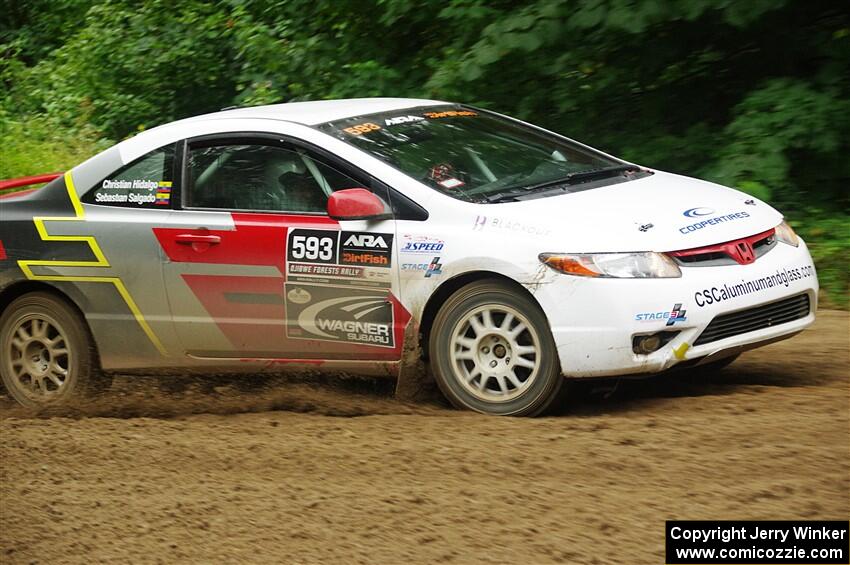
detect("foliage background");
top-left (1, 0), bottom-right (847, 305)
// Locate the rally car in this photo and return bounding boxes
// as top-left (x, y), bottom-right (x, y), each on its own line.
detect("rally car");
top-left (0, 98), bottom-right (818, 415)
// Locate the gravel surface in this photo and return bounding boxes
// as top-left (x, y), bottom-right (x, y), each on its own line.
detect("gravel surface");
top-left (1, 310), bottom-right (847, 564)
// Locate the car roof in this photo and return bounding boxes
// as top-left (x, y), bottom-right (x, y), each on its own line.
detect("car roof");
top-left (185, 97), bottom-right (449, 126)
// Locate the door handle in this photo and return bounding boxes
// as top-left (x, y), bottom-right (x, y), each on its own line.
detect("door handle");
top-left (175, 234), bottom-right (221, 245)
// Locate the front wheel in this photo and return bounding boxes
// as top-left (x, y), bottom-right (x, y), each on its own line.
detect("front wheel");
top-left (0, 292), bottom-right (108, 408)
top-left (429, 280), bottom-right (563, 416)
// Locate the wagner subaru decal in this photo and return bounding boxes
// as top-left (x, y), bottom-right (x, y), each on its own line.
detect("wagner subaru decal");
top-left (285, 284), bottom-right (394, 347)
top-left (340, 231), bottom-right (394, 267)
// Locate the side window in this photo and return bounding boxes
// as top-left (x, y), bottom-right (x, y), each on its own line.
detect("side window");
top-left (185, 142), bottom-right (363, 213)
top-left (84, 145), bottom-right (175, 208)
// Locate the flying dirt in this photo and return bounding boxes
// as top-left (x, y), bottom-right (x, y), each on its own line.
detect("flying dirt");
top-left (1, 311), bottom-right (848, 564)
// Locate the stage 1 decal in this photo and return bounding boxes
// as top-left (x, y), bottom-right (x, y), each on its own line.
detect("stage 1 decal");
top-left (285, 283), bottom-right (394, 347)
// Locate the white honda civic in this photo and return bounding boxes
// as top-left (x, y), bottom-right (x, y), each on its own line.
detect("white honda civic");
top-left (0, 98), bottom-right (818, 415)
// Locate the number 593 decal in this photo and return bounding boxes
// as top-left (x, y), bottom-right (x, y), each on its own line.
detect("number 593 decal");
top-left (343, 122), bottom-right (381, 136)
top-left (287, 229), bottom-right (396, 269)
top-left (290, 232), bottom-right (336, 262)
top-left (287, 229), bottom-right (339, 265)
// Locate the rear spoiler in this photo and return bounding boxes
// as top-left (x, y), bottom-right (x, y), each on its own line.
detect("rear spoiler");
top-left (0, 172), bottom-right (63, 199)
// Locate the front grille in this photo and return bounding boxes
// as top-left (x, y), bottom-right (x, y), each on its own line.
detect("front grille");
top-left (670, 229), bottom-right (776, 267)
top-left (694, 294), bottom-right (810, 346)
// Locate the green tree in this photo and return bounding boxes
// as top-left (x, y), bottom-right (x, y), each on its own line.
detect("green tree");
top-left (2, 0), bottom-right (847, 304)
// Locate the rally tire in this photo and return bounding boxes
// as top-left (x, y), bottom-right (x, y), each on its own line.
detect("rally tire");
top-left (429, 280), bottom-right (563, 416)
top-left (0, 292), bottom-right (108, 408)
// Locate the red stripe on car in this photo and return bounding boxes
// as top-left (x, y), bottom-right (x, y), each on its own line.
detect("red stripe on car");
top-left (154, 213), bottom-right (338, 274)
top-left (0, 172), bottom-right (62, 193)
top-left (182, 274), bottom-right (288, 351)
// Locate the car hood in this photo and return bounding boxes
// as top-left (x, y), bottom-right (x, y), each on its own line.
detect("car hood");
top-left (483, 170), bottom-right (783, 252)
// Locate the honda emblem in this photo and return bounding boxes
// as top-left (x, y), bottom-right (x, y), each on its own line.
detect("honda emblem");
top-left (735, 241), bottom-right (755, 264)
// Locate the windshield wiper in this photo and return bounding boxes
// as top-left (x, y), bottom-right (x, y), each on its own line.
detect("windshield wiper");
top-left (482, 191), bottom-right (522, 203)
top-left (480, 164), bottom-right (642, 203)
top-left (520, 164), bottom-right (641, 193)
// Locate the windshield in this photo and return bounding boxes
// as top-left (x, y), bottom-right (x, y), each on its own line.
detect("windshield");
top-left (317, 105), bottom-right (636, 203)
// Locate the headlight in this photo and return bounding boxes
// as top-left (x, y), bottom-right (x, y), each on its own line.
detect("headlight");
top-left (539, 252), bottom-right (682, 278)
top-left (774, 220), bottom-right (799, 247)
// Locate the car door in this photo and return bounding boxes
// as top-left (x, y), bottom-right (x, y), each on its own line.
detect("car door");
top-left (155, 134), bottom-right (405, 361)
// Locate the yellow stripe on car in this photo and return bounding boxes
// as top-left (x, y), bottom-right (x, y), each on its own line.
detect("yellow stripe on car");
top-left (17, 171), bottom-right (168, 356)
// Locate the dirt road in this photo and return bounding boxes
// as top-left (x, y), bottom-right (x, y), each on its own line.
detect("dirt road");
top-left (1, 311), bottom-right (848, 564)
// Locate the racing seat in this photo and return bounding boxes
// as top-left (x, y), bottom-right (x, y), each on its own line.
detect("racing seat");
top-left (266, 155), bottom-right (328, 213)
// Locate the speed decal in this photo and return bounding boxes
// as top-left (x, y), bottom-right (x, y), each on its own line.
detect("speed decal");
top-left (400, 235), bottom-right (445, 254)
top-left (285, 284), bottom-right (394, 347)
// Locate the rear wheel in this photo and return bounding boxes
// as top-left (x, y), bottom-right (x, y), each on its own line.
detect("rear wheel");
top-left (429, 280), bottom-right (563, 416)
top-left (0, 292), bottom-right (108, 407)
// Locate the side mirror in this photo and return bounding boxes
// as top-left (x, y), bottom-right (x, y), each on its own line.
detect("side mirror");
top-left (327, 188), bottom-right (391, 221)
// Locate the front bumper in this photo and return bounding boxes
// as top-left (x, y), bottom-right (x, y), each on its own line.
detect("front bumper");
top-left (533, 240), bottom-right (818, 377)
